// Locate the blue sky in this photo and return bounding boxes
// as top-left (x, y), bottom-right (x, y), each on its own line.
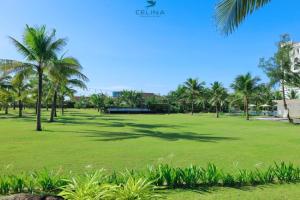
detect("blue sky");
top-left (0, 0), bottom-right (300, 95)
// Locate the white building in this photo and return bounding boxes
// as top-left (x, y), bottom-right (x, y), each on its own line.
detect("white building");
top-left (291, 42), bottom-right (300, 73)
top-left (284, 42), bottom-right (300, 99)
top-left (274, 100), bottom-right (300, 118)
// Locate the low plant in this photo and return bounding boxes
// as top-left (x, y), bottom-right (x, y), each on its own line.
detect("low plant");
top-left (34, 169), bottom-right (67, 193)
top-left (1, 162), bottom-right (300, 197)
top-left (59, 170), bottom-right (113, 200)
top-left (113, 176), bottom-right (161, 200)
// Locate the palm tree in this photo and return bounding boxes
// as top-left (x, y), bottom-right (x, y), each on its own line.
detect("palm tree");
top-left (120, 90), bottom-right (143, 108)
top-left (215, 0), bottom-right (271, 34)
top-left (0, 73), bottom-right (12, 114)
top-left (231, 73), bottom-right (260, 120)
top-left (183, 78), bottom-right (205, 115)
top-left (90, 93), bottom-right (106, 112)
top-left (48, 56), bottom-right (88, 122)
top-left (11, 70), bottom-right (32, 117)
top-left (210, 81), bottom-right (227, 118)
top-left (0, 25), bottom-right (66, 131)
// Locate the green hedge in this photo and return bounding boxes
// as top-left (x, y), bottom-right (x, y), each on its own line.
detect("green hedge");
top-left (1, 162), bottom-right (300, 196)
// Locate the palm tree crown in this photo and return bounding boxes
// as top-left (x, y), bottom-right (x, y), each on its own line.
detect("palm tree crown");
top-left (231, 73), bottom-right (260, 120)
top-left (184, 78), bottom-right (205, 114)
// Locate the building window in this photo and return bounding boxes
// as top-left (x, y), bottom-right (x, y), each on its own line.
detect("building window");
top-left (294, 58), bottom-right (300, 70)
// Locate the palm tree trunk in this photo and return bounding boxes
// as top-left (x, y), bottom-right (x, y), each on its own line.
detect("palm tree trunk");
top-left (191, 95), bottom-right (194, 115)
top-left (36, 67), bottom-right (43, 131)
top-left (18, 90), bottom-right (22, 117)
top-left (281, 81), bottom-right (292, 122)
top-left (50, 90), bottom-right (57, 122)
top-left (216, 105), bottom-right (219, 118)
top-left (61, 96), bottom-right (64, 115)
top-left (18, 100), bottom-right (23, 117)
top-left (245, 97), bottom-right (249, 120)
top-left (13, 102), bottom-right (16, 110)
top-left (54, 105), bottom-right (57, 117)
top-left (35, 99), bottom-right (38, 115)
top-left (5, 105), bottom-right (8, 115)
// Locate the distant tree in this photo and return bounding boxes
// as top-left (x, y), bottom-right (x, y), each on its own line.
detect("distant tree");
top-left (231, 73), bottom-right (260, 120)
top-left (209, 81), bottom-right (227, 118)
top-left (183, 78), bottom-right (205, 115)
top-left (253, 84), bottom-right (274, 108)
top-left (0, 73), bottom-right (12, 114)
top-left (287, 90), bottom-right (299, 100)
top-left (259, 34), bottom-right (294, 122)
top-left (273, 90), bottom-right (282, 100)
top-left (195, 87), bottom-right (211, 112)
top-left (120, 90), bottom-right (143, 108)
top-left (90, 93), bottom-right (106, 112)
top-left (167, 85), bottom-right (188, 113)
top-left (11, 70), bottom-right (32, 117)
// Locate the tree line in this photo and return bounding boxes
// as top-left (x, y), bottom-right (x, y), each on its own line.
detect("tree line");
top-left (1, 26), bottom-right (300, 132)
top-left (83, 34), bottom-right (300, 122)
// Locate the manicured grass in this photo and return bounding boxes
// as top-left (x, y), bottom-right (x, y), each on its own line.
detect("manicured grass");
top-left (1, 109), bottom-right (300, 199)
top-left (166, 184), bottom-right (300, 200)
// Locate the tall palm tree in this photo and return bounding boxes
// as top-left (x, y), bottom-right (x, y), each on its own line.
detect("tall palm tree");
top-left (231, 73), bottom-right (260, 120)
top-left (183, 78), bottom-right (205, 115)
top-left (0, 25), bottom-right (66, 131)
top-left (210, 81), bottom-right (227, 118)
top-left (215, 0), bottom-right (271, 34)
top-left (48, 56), bottom-right (88, 122)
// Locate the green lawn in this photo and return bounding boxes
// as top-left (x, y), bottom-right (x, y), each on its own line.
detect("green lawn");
top-left (1, 109), bottom-right (300, 199)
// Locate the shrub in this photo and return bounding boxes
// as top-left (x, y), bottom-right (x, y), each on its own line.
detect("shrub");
top-left (59, 170), bottom-right (113, 200)
top-left (34, 169), bottom-right (67, 193)
top-left (113, 176), bottom-right (161, 200)
top-left (1, 162), bottom-right (300, 197)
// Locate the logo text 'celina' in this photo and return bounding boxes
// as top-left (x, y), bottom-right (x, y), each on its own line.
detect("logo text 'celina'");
top-left (136, 0), bottom-right (166, 18)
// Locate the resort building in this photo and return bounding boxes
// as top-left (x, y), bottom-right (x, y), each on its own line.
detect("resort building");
top-left (274, 100), bottom-right (300, 118)
top-left (284, 42), bottom-right (300, 98)
top-left (112, 91), bottom-right (155, 98)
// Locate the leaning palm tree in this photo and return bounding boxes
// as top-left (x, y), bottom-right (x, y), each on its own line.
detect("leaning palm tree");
top-left (210, 81), bottom-right (227, 118)
top-left (215, 0), bottom-right (271, 34)
top-left (48, 56), bottom-right (88, 122)
top-left (231, 73), bottom-right (260, 120)
top-left (0, 25), bottom-right (66, 131)
top-left (183, 78), bottom-right (205, 115)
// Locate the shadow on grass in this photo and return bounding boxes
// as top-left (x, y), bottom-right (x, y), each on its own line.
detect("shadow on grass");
top-left (81, 129), bottom-right (238, 142)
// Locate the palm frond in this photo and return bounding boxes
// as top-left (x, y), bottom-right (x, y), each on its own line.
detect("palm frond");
top-left (215, 0), bottom-right (271, 35)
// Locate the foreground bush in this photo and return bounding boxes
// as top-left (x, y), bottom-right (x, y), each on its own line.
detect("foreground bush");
top-left (1, 162), bottom-right (300, 198)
